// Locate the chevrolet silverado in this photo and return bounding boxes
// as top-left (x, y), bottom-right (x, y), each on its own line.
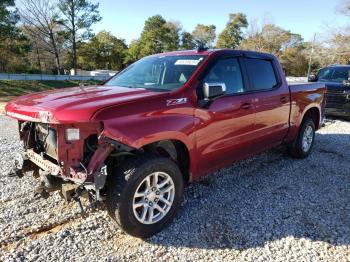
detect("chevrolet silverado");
top-left (5, 49), bottom-right (326, 238)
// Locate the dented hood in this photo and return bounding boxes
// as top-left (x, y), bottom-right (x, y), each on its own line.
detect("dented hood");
top-left (5, 85), bottom-right (161, 123)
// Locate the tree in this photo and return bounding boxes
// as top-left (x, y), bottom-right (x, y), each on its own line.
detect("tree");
top-left (163, 21), bottom-right (182, 51)
top-left (125, 15), bottom-right (181, 63)
top-left (192, 24), bottom-right (216, 48)
top-left (327, 31), bottom-right (350, 64)
top-left (216, 13), bottom-right (248, 49)
top-left (240, 24), bottom-right (303, 55)
top-left (180, 31), bottom-right (195, 50)
top-left (58, 0), bottom-right (101, 75)
top-left (78, 31), bottom-right (127, 70)
top-left (335, 1), bottom-right (350, 63)
top-left (280, 47), bottom-right (309, 76)
top-left (0, 0), bottom-right (18, 40)
top-left (124, 40), bottom-right (142, 65)
top-left (0, 0), bottom-right (30, 72)
top-left (241, 23), bottom-right (309, 76)
top-left (19, 0), bottom-right (65, 74)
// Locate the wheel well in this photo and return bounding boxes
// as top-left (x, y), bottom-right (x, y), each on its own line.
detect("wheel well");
top-left (303, 107), bottom-right (320, 130)
top-left (142, 140), bottom-right (190, 182)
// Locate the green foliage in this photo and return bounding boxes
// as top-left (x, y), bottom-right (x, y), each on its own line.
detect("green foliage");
top-left (0, 0), bottom-right (19, 40)
top-left (124, 40), bottom-right (142, 65)
top-left (163, 21), bottom-right (182, 51)
top-left (125, 15), bottom-right (182, 64)
top-left (0, 0), bottom-right (30, 72)
top-left (216, 13), bottom-right (248, 49)
top-left (78, 31), bottom-right (127, 70)
top-left (180, 32), bottom-right (195, 50)
top-left (192, 24), bottom-right (216, 48)
top-left (58, 0), bottom-right (102, 40)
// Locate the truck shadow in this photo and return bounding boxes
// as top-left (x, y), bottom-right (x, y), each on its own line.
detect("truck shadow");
top-left (146, 131), bottom-right (350, 250)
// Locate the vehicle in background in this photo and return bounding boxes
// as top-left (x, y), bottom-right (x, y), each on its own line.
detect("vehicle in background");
top-left (6, 49), bottom-right (326, 238)
top-left (309, 65), bottom-right (350, 119)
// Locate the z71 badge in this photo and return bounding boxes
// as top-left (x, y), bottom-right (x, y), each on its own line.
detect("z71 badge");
top-left (166, 98), bottom-right (187, 106)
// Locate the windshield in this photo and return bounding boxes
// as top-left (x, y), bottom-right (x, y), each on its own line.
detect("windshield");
top-left (105, 55), bottom-right (206, 91)
top-left (318, 67), bottom-right (350, 82)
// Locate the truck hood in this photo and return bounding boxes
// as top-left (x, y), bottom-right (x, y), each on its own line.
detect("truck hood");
top-left (321, 81), bottom-right (350, 90)
top-left (5, 85), bottom-right (161, 123)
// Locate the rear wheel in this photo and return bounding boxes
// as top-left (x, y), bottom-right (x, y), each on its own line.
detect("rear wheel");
top-left (288, 118), bottom-right (316, 158)
top-left (106, 154), bottom-right (184, 238)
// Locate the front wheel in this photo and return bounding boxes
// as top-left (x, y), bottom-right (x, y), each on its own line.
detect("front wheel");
top-left (288, 118), bottom-right (316, 158)
top-left (106, 155), bottom-right (184, 238)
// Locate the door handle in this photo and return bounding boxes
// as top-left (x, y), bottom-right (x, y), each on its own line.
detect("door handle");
top-left (280, 96), bottom-right (288, 103)
top-left (240, 102), bottom-right (252, 110)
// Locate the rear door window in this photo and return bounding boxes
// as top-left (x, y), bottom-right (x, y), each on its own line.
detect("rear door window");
top-left (245, 58), bottom-right (278, 91)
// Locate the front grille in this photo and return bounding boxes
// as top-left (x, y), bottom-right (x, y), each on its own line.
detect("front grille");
top-left (35, 123), bottom-right (57, 159)
top-left (326, 89), bottom-right (347, 109)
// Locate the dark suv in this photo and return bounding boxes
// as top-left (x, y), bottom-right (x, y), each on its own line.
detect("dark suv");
top-left (309, 65), bottom-right (350, 119)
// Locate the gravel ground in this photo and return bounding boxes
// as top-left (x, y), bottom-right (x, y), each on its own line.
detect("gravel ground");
top-left (0, 115), bottom-right (349, 261)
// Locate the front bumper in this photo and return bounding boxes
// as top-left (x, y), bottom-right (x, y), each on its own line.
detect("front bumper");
top-left (26, 149), bottom-right (61, 176)
top-left (325, 88), bottom-right (350, 118)
top-left (18, 141), bottom-right (114, 184)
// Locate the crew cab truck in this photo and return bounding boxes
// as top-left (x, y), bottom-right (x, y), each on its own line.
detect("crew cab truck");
top-left (5, 49), bottom-right (326, 238)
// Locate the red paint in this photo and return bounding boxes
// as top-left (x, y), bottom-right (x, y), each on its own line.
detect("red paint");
top-left (5, 50), bottom-right (326, 182)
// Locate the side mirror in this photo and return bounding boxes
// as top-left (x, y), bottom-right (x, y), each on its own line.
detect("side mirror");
top-left (343, 79), bottom-right (350, 86)
top-left (203, 82), bottom-right (226, 99)
top-left (308, 74), bottom-right (318, 82)
top-left (198, 82), bottom-right (226, 108)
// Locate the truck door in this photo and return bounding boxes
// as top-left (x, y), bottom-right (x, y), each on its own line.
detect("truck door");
top-left (243, 57), bottom-right (290, 150)
top-left (194, 57), bottom-right (257, 175)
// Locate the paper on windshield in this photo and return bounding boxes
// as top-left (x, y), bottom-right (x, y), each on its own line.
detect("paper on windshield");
top-left (175, 58), bottom-right (203, 66)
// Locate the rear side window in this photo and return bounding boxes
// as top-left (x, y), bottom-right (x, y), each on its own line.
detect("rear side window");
top-left (245, 58), bottom-right (278, 91)
top-left (203, 58), bottom-right (245, 95)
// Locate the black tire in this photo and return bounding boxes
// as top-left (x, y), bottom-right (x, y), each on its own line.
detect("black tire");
top-left (106, 154), bottom-right (184, 238)
top-left (288, 118), bottom-right (316, 158)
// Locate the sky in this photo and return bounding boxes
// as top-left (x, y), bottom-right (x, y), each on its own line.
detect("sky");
top-left (89, 0), bottom-right (349, 44)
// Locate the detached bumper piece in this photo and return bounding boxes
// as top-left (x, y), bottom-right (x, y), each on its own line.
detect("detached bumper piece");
top-left (8, 152), bottom-right (38, 178)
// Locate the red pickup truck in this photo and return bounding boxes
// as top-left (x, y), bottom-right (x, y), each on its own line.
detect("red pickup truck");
top-left (6, 49), bottom-right (326, 238)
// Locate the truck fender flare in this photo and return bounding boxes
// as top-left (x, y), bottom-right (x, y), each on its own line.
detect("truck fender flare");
top-left (299, 104), bottom-right (321, 127)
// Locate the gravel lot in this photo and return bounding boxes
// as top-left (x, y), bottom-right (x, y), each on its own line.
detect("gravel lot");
top-left (0, 115), bottom-right (349, 261)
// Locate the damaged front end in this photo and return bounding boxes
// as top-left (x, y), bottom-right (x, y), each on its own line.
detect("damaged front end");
top-left (10, 119), bottom-right (135, 211)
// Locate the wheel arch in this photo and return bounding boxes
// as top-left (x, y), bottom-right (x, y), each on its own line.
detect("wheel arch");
top-left (302, 106), bottom-right (321, 130)
top-left (141, 139), bottom-right (191, 183)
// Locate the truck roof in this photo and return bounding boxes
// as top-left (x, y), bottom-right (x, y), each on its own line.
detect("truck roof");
top-left (153, 49), bottom-right (276, 60)
top-left (326, 64), bottom-right (350, 69)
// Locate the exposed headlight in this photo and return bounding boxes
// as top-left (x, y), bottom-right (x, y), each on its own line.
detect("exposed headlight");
top-left (38, 111), bottom-right (57, 123)
top-left (66, 128), bottom-right (80, 141)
